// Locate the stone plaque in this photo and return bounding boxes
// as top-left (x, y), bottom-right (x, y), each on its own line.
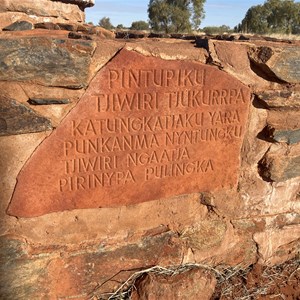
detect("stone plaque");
top-left (8, 49), bottom-right (251, 217)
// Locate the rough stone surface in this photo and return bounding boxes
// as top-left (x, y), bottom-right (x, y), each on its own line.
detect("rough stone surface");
top-left (259, 144), bottom-right (300, 182)
top-left (254, 223), bottom-right (300, 265)
top-left (34, 22), bottom-right (60, 30)
top-left (125, 39), bottom-right (208, 62)
top-left (0, 29), bottom-right (299, 299)
top-left (267, 110), bottom-right (300, 132)
top-left (18, 82), bottom-right (85, 127)
top-left (131, 269), bottom-right (216, 300)
top-left (256, 90), bottom-right (300, 109)
top-left (0, 236), bottom-right (50, 299)
top-left (94, 26), bottom-right (116, 39)
top-left (52, 0), bottom-right (95, 9)
top-left (2, 20), bottom-right (33, 31)
top-left (269, 128), bottom-right (300, 144)
top-left (8, 49), bottom-right (251, 217)
top-left (259, 110), bottom-right (300, 144)
top-left (202, 40), bottom-right (272, 90)
top-left (0, 0), bottom-right (85, 25)
top-left (68, 31), bottom-right (92, 40)
top-left (0, 35), bottom-right (96, 88)
top-left (0, 233), bottom-right (182, 299)
top-left (269, 47), bottom-right (300, 84)
top-left (0, 96), bottom-right (52, 136)
top-left (249, 46), bottom-right (300, 83)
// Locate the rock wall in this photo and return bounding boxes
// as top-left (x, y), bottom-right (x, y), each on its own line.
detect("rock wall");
top-left (0, 0), bottom-right (94, 28)
top-left (0, 23), bottom-right (299, 299)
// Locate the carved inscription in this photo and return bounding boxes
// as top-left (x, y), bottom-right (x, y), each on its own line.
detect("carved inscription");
top-left (9, 49), bottom-right (251, 217)
top-left (59, 88), bottom-right (246, 192)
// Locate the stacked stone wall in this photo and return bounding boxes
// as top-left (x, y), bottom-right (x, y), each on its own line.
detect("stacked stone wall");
top-left (0, 5), bottom-right (299, 299)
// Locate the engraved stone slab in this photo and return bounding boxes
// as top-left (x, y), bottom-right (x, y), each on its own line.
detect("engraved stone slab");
top-left (8, 49), bottom-right (251, 217)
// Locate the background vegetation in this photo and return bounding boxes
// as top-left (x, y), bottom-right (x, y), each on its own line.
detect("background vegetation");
top-left (236, 0), bottom-right (300, 34)
top-left (98, 0), bottom-right (300, 35)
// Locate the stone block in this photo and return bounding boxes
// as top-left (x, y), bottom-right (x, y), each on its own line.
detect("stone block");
top-left (34, 22), bottom-right (60, 30)
top-left (259, 144), bottom-right (300, 182)
top-left (0, 35), bottom-right (96, 88)
top-left (8, 49), bottom-right (251, 217)
top-left (0, 96), bottom-right (52, 136)
top-left (0, 236), bottom-right (50, 299)
top-left (270, 128), bottom-right (300, 145)
top-left (0, 0), bottom-right (85, 23)
top-left (249, 46), bottom-right (300, 84)
top-left (0, 12), bottom-right (82, 30)
top-left (131, 269), bottom-right (216, 300)
top-left (52, 0), bottom-right (95, 9)
top-left (254, 221), bottom-right (300, 265)
top-left (125, 39), bottom-right (208, 62)
top-left (256, 90), bottom-right (300, 109)
top-left (259, 110), bottom-right (300, 144)
top-left (2, 20), bottom-right (33, 31)
top-left (211, 41), bottom-right (271, 89)
top-left (0, 233), bottom-right (181, 299)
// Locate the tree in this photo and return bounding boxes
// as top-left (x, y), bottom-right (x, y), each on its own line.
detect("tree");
top-left (131, 21), bottom-right (149, 31)
top-left (265, 0), bottom-right (300, 34)
top-left (116, 24), bottom-right (125, 29)
top-left (148, 0), bottom-right (206, 33)
top-left (98, 17), bottom-right (114, 30)
top-left (236, 0), bottom-right (300, 34)
top-left (240, 5), bottom-right (268, 34)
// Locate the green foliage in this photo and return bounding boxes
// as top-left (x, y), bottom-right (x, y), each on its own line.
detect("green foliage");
top-left (236, 0), bottom-right (300, 34)
top-left (131, 20), bottom-right (149, 31)
top-left (148, 0), bottom-right (206, 33)
top-left (202, 25), bottom-right (232, 35)
top-left (116, 24), bottom-right (125, 29)
top-left (192, 0), bottom-right (206, 29)
top-left (98, 17), bottom-right (114, 30)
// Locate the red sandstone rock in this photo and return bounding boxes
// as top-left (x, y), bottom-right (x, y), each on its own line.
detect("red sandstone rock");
top-left (131, 269), bottom-right (216, 300)
top-left (0, 0), bottom-right (85, 25)
top-left (0, 21), bottom-right (299, 300)
top-left (94, 26), bottom-right (116, 39)
top-left (211, 41), bottom-right (271, 90)
top-left (52, 0), bottom-right (95, 9)
top-left (8, 49), bottom-right (251, 217)
top-left (263, 110), bottom-right (300, 144)
top-left (256, 89), bottom-right (300, 110)
top-left (0, 232), bottom-right (182, 299)
top-left (254, 224), bottom-right (300, 265)
top-left (125, 39), bottom-right (208, 62)
top-left (258, 143), bottom-right (300, 182)
top-left (249, 45), bottom-right (300, 84)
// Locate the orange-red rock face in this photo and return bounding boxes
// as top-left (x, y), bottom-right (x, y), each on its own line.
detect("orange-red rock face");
top-left (8, 49), bottom-right (251, 217)
top-left (1, 27), bottom-right (300, 299)
top-left (0, 0), bottom-right (88, 28)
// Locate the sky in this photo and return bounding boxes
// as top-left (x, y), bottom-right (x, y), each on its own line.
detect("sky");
top-left (85, 0), bottom-right (265, 29)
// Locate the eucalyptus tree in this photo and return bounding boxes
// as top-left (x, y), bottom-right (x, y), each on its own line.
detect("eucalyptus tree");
top-left (148, 0), bottom-right (206, 33)
top-left (237, 0), bottom-right (300, 34)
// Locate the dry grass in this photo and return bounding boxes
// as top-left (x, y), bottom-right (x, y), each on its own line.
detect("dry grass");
top-left (91, 256), bottom-right (300, 300)
top-left (91, 263), bottom-right (223, 300)
top-left (261, 33), bottom-right (300, 40)
top-left (212, 256), bottom-right (300, 300)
